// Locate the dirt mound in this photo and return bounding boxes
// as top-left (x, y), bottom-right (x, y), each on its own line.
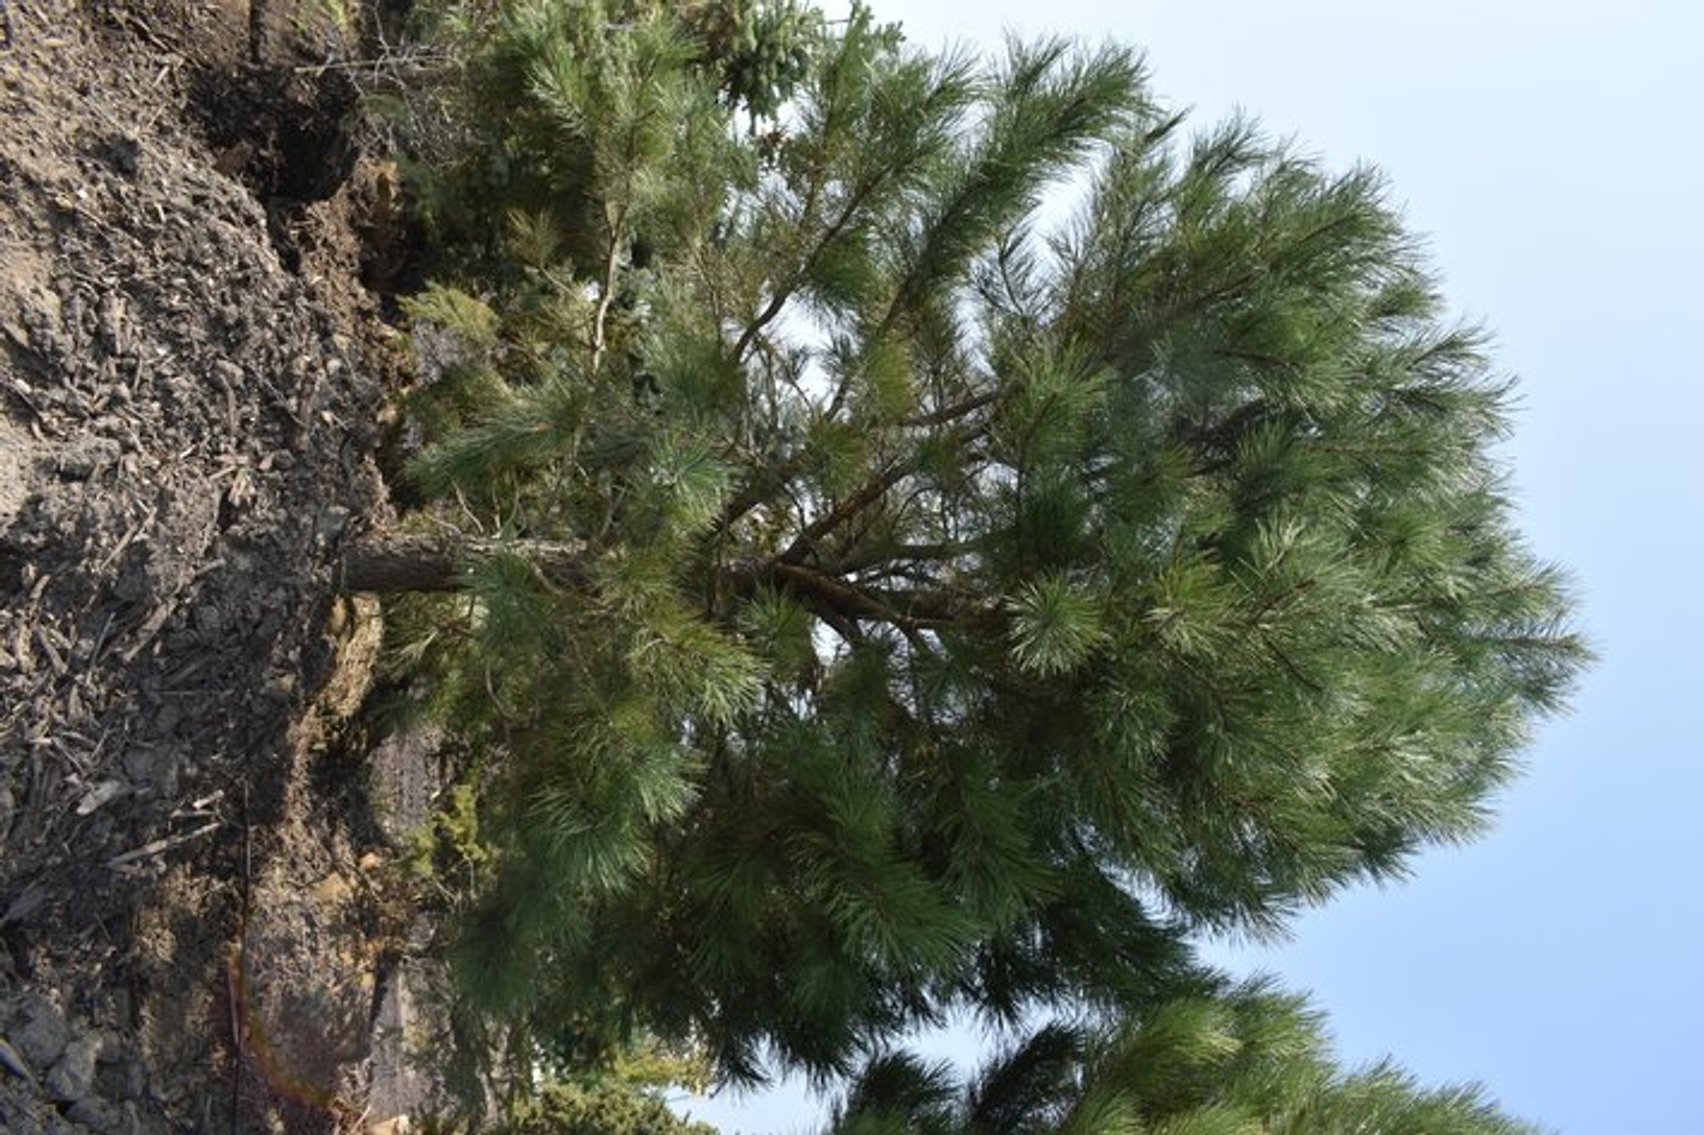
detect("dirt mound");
top-left (1, 1), bottom-right (420, 1130)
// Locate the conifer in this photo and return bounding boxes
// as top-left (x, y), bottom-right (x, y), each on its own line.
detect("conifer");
top-left (825, 983), bottom-right (1542, 1135)
top-left (359, 0), bottom-right (1586, 1097)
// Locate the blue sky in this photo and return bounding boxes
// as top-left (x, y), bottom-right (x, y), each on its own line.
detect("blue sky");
top-left (680, 3), bottom-right (1704, 1132)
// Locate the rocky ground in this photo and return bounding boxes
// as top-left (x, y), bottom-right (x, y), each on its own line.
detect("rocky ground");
top-left (0, 1), bottom-right (438, 1130)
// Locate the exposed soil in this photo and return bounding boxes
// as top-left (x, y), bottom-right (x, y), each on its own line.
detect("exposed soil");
top-left (0, 1), bottom-right (431, 1130)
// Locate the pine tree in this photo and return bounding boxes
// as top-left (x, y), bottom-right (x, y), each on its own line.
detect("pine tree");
top-left (824, 982), bottom-right (1542, 1135)
top-left (494, 1077), bottom-right (716, 1135)
top-left (353, 0), bottom-right (1586, 1095)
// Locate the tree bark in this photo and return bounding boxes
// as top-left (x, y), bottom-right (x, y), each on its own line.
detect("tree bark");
top-left (337, 533), bottom-right (591, 594)
top-left (336, 533), bottom-right (981, 628)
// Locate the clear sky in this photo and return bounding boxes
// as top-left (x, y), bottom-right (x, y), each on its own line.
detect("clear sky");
top-left (679, 3), bottom-right (1704, 1132)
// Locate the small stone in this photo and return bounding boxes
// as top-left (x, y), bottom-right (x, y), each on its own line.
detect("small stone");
top-left (97, 1051), bottom-right (147, 1102)
top-left (55, 438), bottom-right (121, 480)
top-left (0, 1034), bottom-right (33, 1080)
top-left (120, 745), bottom-right (156, 786)
top-left (45, 1032), bottom-right (99, 1101)
top-left (191, 603), bottom-right (223, 638)
top-left (2, 885), bottom-right (46, 927)
top-left (317, 505), bottom-right (350, 540)
top-left (104, 134), bottom-right (142, 178)
top-left (65, 1094), bottom-right (126, 1133)
top-left (3, 994), bottom-right (69, 1069)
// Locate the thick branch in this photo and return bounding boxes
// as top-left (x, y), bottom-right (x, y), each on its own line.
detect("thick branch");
top-left (779, 458), bottom-right (911, 562)
top-left (717, 449), bottom-right (811, 533)
top-left (900, 388), bottom-right (1000, 429)
top-left (338, 533), bottom-right (591, 594)
top-left (337, 532), bottom-right (987, 630)
top-left (834, 540), bottom-right (978, 574)
top-left (761, 561), bottom-right (976, 628)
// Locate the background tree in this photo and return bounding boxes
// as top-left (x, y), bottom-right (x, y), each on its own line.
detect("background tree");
top-left (822, 982), bottom-right (1542, 1135)
top-left (359, 0), bottom-right (1585, 1098)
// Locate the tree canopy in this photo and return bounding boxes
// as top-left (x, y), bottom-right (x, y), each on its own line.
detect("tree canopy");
top-left (822, 980), bottom-right (1542, 1135)
top-left (361, 0), bottom-right (1585, 1115)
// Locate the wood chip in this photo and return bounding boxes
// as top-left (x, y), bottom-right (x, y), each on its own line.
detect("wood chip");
top-left (75, 777), bottom-right (126, 815)
top-left (106, 819), bottom-right (220, 868)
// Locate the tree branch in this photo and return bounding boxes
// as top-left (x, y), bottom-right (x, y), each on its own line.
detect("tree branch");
top-left (760, 561), bottom-right (974, 629)
top-left (338, 533), bottom-right (591, 594)
top-left (338, 532), bottom-right (989, 631)
top-left (731, 172), bottom-right (887, 365)
top-left (589, 202), bottom-right (627, 376)
top-left (779, 457), bottom-right (912, 562)
top-left (900, 388), bottom-right (1000, 429)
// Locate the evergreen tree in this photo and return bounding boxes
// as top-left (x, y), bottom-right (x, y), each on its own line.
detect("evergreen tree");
top-left (354, 0), bottom-right (1585, 1096)
top-left (492, 1079), bottom-right (716, 1135)
top-left (823, 982), bottom-right (1542, 1135)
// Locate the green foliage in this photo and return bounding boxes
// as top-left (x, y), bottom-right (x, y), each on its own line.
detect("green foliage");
top-left (406, 778), bottom-right (495, 900)
top-left (1007, 572), bottom-right (1107, 676)
top-left (704, 0), bottom-right (825, 123)
top-left (823, 983), bottom-right (1543, 1135)
top-left (473, 1033), bottom-right (714, 1135)
top-left (402, 285), bottom-right (502, 350)
top-left (379, 0), bottom-right (1587, 1112)
top-left (405, 0), bottom-right (814, 281)
top-left (495, 1079), bottom-right (716, 1135)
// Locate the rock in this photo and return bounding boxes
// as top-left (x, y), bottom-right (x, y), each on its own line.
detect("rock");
top-left (0, 1076), bottom-right (87, 1135)
top-left (54, 438), bottom-right (122, 481)
top-left (120, 745), bottom-right (157, 787)
top-left (191, 602), bottom-right (223, 639)
top-left (45, 1032), bottom-right (100, 1101)
top-left (0, 1034), bottom-right (35, 1081)
top-left (97, 1049), bottom-right (147, 1102)
top-left (2, 995), bottom-right (69, 1070)
top-left (65, 1094), bottom-right (128, 1133)
top-left (2, 885), bottom-right (47, 927)
top-left (316, 504), bottom-right (350, 541)
top-left (102, 133), bottom-right (143, 177)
